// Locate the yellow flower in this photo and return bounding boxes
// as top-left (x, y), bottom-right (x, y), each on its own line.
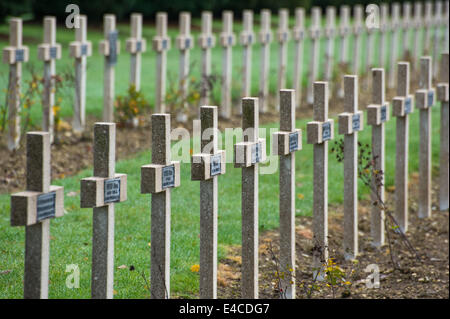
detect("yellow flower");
top-left (297, 193), bottom-right (304, 200)
top-left (190, 264), bottom-right (200, 273)
top-left (344, 281), bottom-right (351, 285)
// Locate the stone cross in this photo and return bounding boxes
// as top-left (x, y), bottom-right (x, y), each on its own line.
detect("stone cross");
top-left (292, 8), bottom-right (305, 108)
top-left (276, 9), bottom-right (290, 111)
top-left (99, 14), bottom-right (120, 123)
top-left (379, 4), bottom-right (389, 69)
top-left (337, 5), bottom-right (350, 98)
top-left (306, 82), bottom-right (334, 278)
top-left (445, 1), bottom-right (450, 52)
top-left (10, 132), bottom-right (64, 298)
top-left (141, 114), bottom-right (180, 299)
top-left (219, 11), bottom-right (236, 119)
top-left (401, 2), bottom-right (412, 59)
top-left (198, 11), bottom-right (216, 107)
top-left (239, 10), bottom-right (255, 114)
top-left (153, 12), bottom-right (171, 113)
top-left (432, 1), bottom-right (443, 77)
top-left (388, 3), bottom-right (401, 89)
top-left (37, 16), bottom-right (61, 143)
top-left (338, 75), bottom-right (363, 260)
top-left (191, 106), bottom-right (226, 299)
top-left (307, 7), bottom-right (322, 105)
top-left (324, 7), bottom-right (336, 85)
top-left (258, 9), bottom-right (272, 113)
top-left (415, 57), bottom-right (435, 219)
top-left (80, 123), bottom-right (127, 299)
top-left (365, 8), bottom-right (376, 74)
top-left (126, 13), bottom-right (147, 92)
top-left (234, 97), bottom-right (267, 298)
top-left (423, 1), bottom-right (433, 53)
top-left (2, 18), bottom-right (29, 151)
top-left (367, 69), bottom-right (389, 247)
top-left (352, 5), bottom-right (364, 76)
top-left (272, 90), bottom-right (302, 298)
top-left (392, 62), bottom-right (414, 232)
top-left (69, 15), bottom-right (92, 133)
top-left (175, 12), bottom-right (194, 122)
top-left (437, 52), bottom-right (449, 211)
top-left (412, 2), bottom-right (423, 68)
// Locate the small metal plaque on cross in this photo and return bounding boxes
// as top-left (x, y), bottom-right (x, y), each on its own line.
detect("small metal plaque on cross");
top-left (49, 46), bottom-right (58, 59)
top-left (352, 114), bottom-right (361, 131)
top-left (210, 154), bottom-right (222, 176)
top-left (104, 178), bottom-right (121, 203)
top-left (322, 122), bottom-right (331, 141)
top-left (15, 49), bottom-right (24, 62)
top-left (251, 142), bottom-right (261, 164)
top-left (405, 97), bottom-right (412, 114)
top-left (162, 39), bottom-right (168, 50)
top-left (108, 30), bottom-right (118, 65)
top-left (162, 165), bottom-right (175, 189)
top-left (380, 105), bottom-right (387, 122)
top-left (136, 41), bottom-right (142, 52)
top-left (228, 35), bottom-right (233, 45)
top-left (81, 44), bottom-right (88, 56)
top-left (289, 132), bottom-right (299, 152)
top-left (37, 192), bottom-right (56, 222)
top-left (185, 38), bottom-right (191, 49)
top-left (427, 91), bottom-right (434, 107)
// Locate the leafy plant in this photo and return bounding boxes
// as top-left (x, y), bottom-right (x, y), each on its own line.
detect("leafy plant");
top-left (114, 84), bottom-right (150, 126)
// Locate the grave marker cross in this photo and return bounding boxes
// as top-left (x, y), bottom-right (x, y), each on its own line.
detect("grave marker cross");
top-left (306, 82), bottom-right (334, 278)
top-left (292, 8), bottom-right (305, 108)
top-left (379, 4), bottom-right (389, 70)
top-left (388, 3), bottom-right (401, 89)
top-left (126, 13), bottom-right (147, 92)
top-left (234, 98), bottom-right (267, 298)
top-left (338, 75), bottom-right (363, 260)
top-left (80, 123), bottom-right (127, 299)
top-left (219, 11), bottom-right (236, 119)
top-left (276, 9), bottom-right (290, 111)
top-left (307, 7), bottom-right (322, 105)
top-left (10, 132), bottom-right (64, 298)
top-left (153, 12), bottom-right (171, 113)
top-left (99, 15), bottom-right (120, 123)
top-left (38, 16), bottom-right (61, 143)
top-left (367, 69), bottom-right (390, 247)
top-left (141, 114), bottom-right (181, 299)
top-left (272, 90), bottom-right (302, 298)
top-left (191, 106), bottom-right (226, 298)
top-left (258, 9), bottom-right (272, 113)
top-left (401, 2), bottom-right (413, 59)
top-left (2, 18), bottom-right (29, 151)
top-left (337, 5), bottom-right (350, 98)
top-left (412, 2), bottom-right (423, 68)
top-left (69, 15), bottom-right (92, 133)
top-left (239, 10), bottom-right (255, 114)
top-left (432, 1), bottom-right (443, 77)
top-left (415, 57), bottom-right (435, 219)
top-left (324, 7), bottom-right (336, 85)
top-left (198, 11), bottom-right (216, 107)
top-left (352, 5), bottom-right (364, 76)
top-left (392, 62), bottom-right (414, 232)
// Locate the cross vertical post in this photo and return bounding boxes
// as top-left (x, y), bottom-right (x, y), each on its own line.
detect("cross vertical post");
top-left (415, 57), bottom-right (435, 219)
top-left (437, 52), bottom-right (449, 211)
top-left (401, 2), bottom-right (412, 59)
top-left (352, 5), bottom-right (364, 76)
top-left (126, 13), bottom-right (146, 92)
top-left (307, 7), bottom-right (322, 105)
top-left (276, 9), bottom-right (290, 111)
top-left (379, 4), bottom-right (389, 70)
top-left (388, 3), bottom-right (401, 89)
top-left (292, 8), bottom-right (305, 108)
top-left (153, 12), bottom-right (171, 113)
top-left (69, 15), bottom-right (92, 133)
top-left (367, 69), bottom-right (389, 247)
top-left (324, 7), bottom-right (336, 86)
top-left (272, 90), bottom-right (302, 298)
top-left (307, 82), bottom-right (334, 278)
top-left (338, 75), bottom-right (363, 260)
top-left (423, 1), bottom-right (433, 53)
top-left (412, 2), bottom-right (423, 69)
top-left (239, 10), bottom-right (255, 114)
top-left (219, 11), bottom-right (236, 119)
top-left (198, 11), bottom-right (216, 107)
top-left (392, 62), bottom-right (414, 232)
top-left (337, 6), bottom-right (350, 98)
top-left (2, 18), bottom-right (29, 151)
top-left (258, 9), bottom-right (272, 113)
top-left (432, 1), bottom-right (443, 77)
top-left (38, 16), bottom-right (61, 143)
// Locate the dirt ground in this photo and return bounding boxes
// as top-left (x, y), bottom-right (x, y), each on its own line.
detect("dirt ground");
top-left (217, 173), bottom-right (449, 299)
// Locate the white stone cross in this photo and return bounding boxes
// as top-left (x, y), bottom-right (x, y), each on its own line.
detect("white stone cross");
top-left (392, 62), bottom-right (414, 232)
top-left (415, 57), bottom-right (435, 219)
top-left (324, 7), bottom-right (336, 86)
top-left (191, 106), bottom-right (226, 299)
top-left (272, 90), bottom-right (302, 298)
top-left (239, 10), bottom-right (255, 114)
top-left (292, 8), bottom-right (305, 108)
top-left (423, 1), bottom-right (433, 54)
top-left (412, 2), bottom-right (423, 68)
top-left (258, 9), bottom-right (272, 113)
top-left (175, 12), bottom-right (194, 122)
top-left (379, 3), bottom-right (389, 69)
top-left (80, 123), bottom-right (127, 299)
top-left (444, 1), bottom-right (450, 52)
top-left (432, 1), bottom-right (443, 77)
top-left (219, 11), bottom-right (236, 119)
top-left (307, 7), bottom-right (322, 105)
top-left (2, 18), bottom-right (29, 151)
top-left (99, 14), bottom-right (120, 122)
top-left (126, 13), bottom-right (147, 92)
top-left (198, 11), bottom-right (216, 107)
top-left (437, 52), bottom-right (449, 211)
top-left (10, 132), bottom-right (64, 298)
top-left (153, 12), bottom-right (171, 113)
top-left (38, 16), bottom-right (61, 143)
top-left (337, 5), bottom-right (350, 98)
top-left (401, 2), bottom-right (413, 59)
top-left (352, 5), bottom-right (364, 76)
top-left (338, 75), bottom-right (363, 260)
top-left (367, 68), bottom-right (389, 247)
top-left (388, 3), bottom-right (401, 89)
top-left (234, 97), bottom-right (267, 298)
top-left (69, 15), bottom-right (92, 133)
top-left (276, 9), bottom-right (290, 111)
top-left (306, 82), bottom-right (334, 278)
top-left (141, 114), bottom-right (180, 299)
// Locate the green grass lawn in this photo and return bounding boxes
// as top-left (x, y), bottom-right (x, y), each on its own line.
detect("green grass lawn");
top-left (0, 103), bottom-right (443, 298)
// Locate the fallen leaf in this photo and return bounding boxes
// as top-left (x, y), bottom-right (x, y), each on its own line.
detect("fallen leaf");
top-left (117, 265), bottom-right (127, 269)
